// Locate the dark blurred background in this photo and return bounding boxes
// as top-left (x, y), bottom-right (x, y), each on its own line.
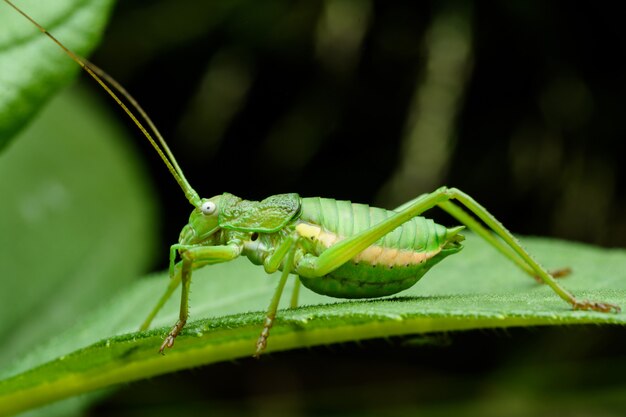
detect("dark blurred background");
top-left (83, 0), bottom-right (626, 414)
top-left (89, 0), bottom-right (626, 252)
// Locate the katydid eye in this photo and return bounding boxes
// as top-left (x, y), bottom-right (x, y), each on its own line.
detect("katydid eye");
top-left (200, 201), bottom-right (216, 215)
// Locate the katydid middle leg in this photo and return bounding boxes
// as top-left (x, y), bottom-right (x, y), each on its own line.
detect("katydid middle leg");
top-left (255, 234), bottom-right (300, 357)
top-left (290, 277), bottom-right (301, 309)
top-left (297, 186), bottom-right (619, 313)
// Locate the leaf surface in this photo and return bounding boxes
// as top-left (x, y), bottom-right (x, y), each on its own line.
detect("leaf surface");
top-left (0, 85), bottom-right (157, 416)
top-left (1, 232), bottom-right (625, 415)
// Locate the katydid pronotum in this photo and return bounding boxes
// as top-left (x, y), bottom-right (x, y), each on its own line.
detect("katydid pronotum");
top-left (5, 0), bottom-right (619, 358)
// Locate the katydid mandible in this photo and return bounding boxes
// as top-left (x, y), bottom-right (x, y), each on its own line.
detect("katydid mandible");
top-left (6, 0), bottom-right (620, 358)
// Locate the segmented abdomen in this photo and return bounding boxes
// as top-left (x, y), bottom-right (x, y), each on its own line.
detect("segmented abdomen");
top-left (297, 197), bottom-right (459, 298)
top-left (300, 197), bottom-right (446, 253)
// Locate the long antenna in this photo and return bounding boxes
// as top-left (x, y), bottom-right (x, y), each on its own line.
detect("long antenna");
top-left (5, 0), bottom-right (202, 207)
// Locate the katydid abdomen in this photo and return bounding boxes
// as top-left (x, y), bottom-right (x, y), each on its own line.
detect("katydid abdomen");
top-left (243, 197), bottom-right (465, 298)
top-left (297, 197), bottom-right (465, 298)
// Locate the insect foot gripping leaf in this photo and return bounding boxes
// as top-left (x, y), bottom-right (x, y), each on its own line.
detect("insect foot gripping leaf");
top-left (573, 300), bottom-right (621, 313)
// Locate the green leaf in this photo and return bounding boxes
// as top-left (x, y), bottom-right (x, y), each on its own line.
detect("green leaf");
top-left (1, 232), bottom-right (625, 415)
top-left (0, 0), bottom-right (116, 150)
top-left (0, 85), bottom-right (157, 415)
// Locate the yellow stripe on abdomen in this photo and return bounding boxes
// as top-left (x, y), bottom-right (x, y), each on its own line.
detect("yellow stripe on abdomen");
top-left (296, 222), bottom-right (439, 267)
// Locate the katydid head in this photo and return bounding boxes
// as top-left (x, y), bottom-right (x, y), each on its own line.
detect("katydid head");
top-left (179, 192), bottom-right (303, 245)
top-left (179, 196), bottom-right (223, 245)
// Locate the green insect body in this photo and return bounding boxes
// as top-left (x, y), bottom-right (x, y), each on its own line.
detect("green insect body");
top-left (294, 197), bottom-right (464, 298)
top-left (6, 0), bottom-right (620, 359)
top-left (178, 193), bottom-right (463, 299)
top-left (161, 187), bottom-right (619, 357)
top-left (234, 195), bottom-right (464, 299)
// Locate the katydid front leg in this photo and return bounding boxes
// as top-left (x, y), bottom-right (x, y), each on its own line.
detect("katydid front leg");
top-left (140, 244), bottom-right (197, 331)
top-left (297, 186), bottom-right (620, 313)
top-left (159, 244), bottom-right (242, 353)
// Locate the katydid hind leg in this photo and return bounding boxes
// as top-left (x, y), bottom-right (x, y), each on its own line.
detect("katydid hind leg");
top-left (438, 201), bottom-right (571, 282)
top-left (440, 188), bottom-right (619, 313)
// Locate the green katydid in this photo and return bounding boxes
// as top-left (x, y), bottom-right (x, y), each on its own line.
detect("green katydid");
top-left (6, 0), bottom-right (620, 358)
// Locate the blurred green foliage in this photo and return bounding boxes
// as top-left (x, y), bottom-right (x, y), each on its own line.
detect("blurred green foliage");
top-left (0, 0), bottom-right (115, 149)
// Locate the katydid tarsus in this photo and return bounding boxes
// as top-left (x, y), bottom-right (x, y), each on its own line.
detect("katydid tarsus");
top-left (6, 0), bottom-right (620, 358)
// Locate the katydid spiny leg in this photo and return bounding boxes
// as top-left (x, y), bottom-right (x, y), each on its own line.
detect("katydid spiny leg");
top-left (144, 245), bottom-right (193, 328)
top-left (394, 194), bottom-right (567, 281)
top-left (438, 188), bottom-right (618, 312)
top-left (438, 201), bottom-right (571, 281)
top-left (158, 244), bottom-right (242, 353)
top-left (159, 256), bottom-right (192, 353)
top-left (438, 200), bottom-right (536, 276)
top-left (141, 243), bottom-right (220, 332)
